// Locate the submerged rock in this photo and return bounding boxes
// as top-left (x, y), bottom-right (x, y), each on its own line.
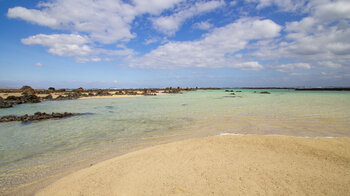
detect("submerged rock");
top-left (0, 112), bottom-right (81, 123)
top-left (260, 91), bottom-right (271, 94)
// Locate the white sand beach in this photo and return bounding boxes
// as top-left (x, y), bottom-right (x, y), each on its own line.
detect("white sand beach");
top-left (36, 134), bottom-right (350, 196)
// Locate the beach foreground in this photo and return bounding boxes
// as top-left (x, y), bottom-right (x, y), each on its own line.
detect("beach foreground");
top-left (36, 135), bottom-right (350, 196)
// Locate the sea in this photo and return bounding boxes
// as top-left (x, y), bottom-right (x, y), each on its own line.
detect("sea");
top-left (1, 89), bottom-right (350, 193)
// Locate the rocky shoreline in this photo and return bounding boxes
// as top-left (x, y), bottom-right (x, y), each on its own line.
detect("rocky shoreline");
top-left (0, 86), bottom-right (197, 109)
top-left (0, 112), bottom-right (81, 123)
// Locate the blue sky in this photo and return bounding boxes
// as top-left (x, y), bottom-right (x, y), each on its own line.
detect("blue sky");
top-left (1, 0), bottom-right (350, 88)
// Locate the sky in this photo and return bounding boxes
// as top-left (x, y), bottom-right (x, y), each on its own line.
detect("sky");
top-left (0, 0), bottom-right (350, 89)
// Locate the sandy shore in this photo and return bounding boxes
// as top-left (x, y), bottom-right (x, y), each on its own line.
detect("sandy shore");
top-left (0, 92), bottom-right (162, 100)
top-left (36, 134), bottom-right (350, 196)
top-left (77, 94), bottom-right (143, 99)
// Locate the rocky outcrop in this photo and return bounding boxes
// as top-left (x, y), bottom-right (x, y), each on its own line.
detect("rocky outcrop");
top-left (21, 85), bottom-right (36, 96)
top-left (5, 95), bottom-right (41, 105)
top-left (96, 90), bottom-right (111, 96)
top-left (0, 112), bottom-right (81, 123)
top-left (55, 93), bottom-right (81, 100)
top-left (164, 88), bottom-right (181, 94)
top-left (125, 91), bottom-right (137, 95)
top-left (115, 91), bottom-right (125, 95)
top-left (0, 97), bottom-right (13, 108)
top-left (42, 94), bottom-right (53, 101)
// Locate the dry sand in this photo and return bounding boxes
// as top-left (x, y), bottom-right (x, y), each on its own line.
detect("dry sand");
top-left (36, 134), bottom-right (350, 196)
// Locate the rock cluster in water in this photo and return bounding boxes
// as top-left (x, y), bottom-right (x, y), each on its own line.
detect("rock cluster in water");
top-left (0, 112), bottom-right (81, 123)
top-left (0, 95), bottom-right (41, 108)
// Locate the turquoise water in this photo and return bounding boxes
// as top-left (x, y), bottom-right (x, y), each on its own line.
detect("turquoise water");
top-left (1, 89), bottom-right (350, 191)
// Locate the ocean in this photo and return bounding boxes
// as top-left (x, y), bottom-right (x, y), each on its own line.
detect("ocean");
top-left (1, 89), bottom-right (350, 192)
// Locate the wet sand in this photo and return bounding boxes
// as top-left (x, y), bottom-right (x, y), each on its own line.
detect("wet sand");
top-left (36, 134), bottom-right (350, 196)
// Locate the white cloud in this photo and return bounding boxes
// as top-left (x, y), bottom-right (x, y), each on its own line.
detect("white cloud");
top-left (311, 0), bottom-right (350, 22)
top-left (22, 34), bottom-right (92, 56)
top-left (151, 0), bottom-right (225, 35)
top-left (143, 37), bottom-right (161, 45)
top-left (193, 21), bottom-right (213, 30)
top-left (7, 0), bottom-right (208, 62)
top-left (34, 62), bottom-right (43, 67)
top-left (7, 7), bottom-right (58, 27)
top-left (246, 0), bottom-right (350, 72)
top-left (132, 0), bottom-right (184, 15)
top-left (245, 0), bottom-right (307, 11)
top-left (277, 63), bottom-right (311, 72)
top-left (229, 1), bottom-right (238, 6)
top-left (7, 0), bottom-right (136, 44)
top-left (318, 61), bottom-right (342, 69)
top-left (129, 18), bottom-right (281, 69)
top-left (22, 33), bottom-right (135, 61)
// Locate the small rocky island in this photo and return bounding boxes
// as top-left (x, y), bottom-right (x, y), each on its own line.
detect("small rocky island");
top-left (0, 112), bottom-right (81, 123)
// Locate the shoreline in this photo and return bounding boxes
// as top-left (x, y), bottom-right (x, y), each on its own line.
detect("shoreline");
top-left (29, 134), bottom-right (350, 195)
top-left (77, 94), bottom-right (143, 99)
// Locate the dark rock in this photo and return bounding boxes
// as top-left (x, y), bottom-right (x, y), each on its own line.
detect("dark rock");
top-left (125, 91), bottom-right (137, 95)
top-left (3, 95), bottom-right (41, 106)
top-left (42, 94), bottom-right (53, 100)
top-left (96, 90), bottom-right (111, 96)
top-left (20, 85), bottom-right (34, 91)
top-left (73, 87), bottom-right (84, 92)
top-left (55, 93), bottom-right (81, 100)
top-left (230, 93), bottom-right (235, 95)
top-left (0, 112), bottom-right (81, 123)
top-left (236, 91), bottom-right (242, 92)
top-left (22, 95), bottom-right (41, 103)
top-left (260, 91), bottom-right (271, 94)
top-left (115, 91), bottom-right (124, 95)
top-left (164, 89), bottom-right (181, 94)
top-left (56, 89), bottom-right (66, 92)
top-left (0, 97), bottom-right (13, 108)
top-left (21, 86), bottom-right (36, 96)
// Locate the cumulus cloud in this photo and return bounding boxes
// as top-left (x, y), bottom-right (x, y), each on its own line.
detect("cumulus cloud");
top-left (276, 63), bottom-right (311, 72)
top-left (22, 34), bottom-right (91, 56)
top-left (193, 21), bottom-right (213, 30)
top-left (8, 0), bottom-right (136, 44)
top-left (7, 0), bottom-right (350, 74)
top-left (8, 0), bottom-right (226, 62)
top-left (129, 18), bottom-right (281, 69)
top-left (247, 0), bottom-right (350, 72)
top-left (245, 0), bottom-right (307, 11)
top-left (22, 33), bottom-right (135, 61)
top-left (151, 0), bottom-right (225, 35)
top-left (7, 0), bottom-right (189, 61)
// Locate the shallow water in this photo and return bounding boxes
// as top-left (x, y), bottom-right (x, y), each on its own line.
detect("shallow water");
top-left (0, 89), bottom-right (350, 192)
